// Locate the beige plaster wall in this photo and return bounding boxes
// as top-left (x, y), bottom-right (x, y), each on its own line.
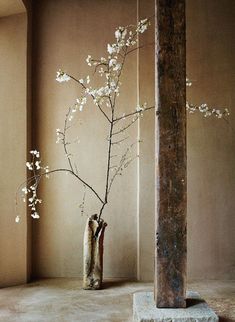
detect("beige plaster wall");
top-left (31, 0), bottom-right (138, 278)
top-left (0, 12), bottom-right (27, 287)
top-left (187, 0), bottom-right (235, 280)
top-left (0, 0), bottom-right (25, 18)
top-left (30, 0), bottom-right (235, 281)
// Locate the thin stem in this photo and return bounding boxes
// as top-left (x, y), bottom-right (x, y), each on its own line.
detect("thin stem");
top-left (108, 142), bottom-right (137, 194)
top-left (20, 168), bottom-right (104, 205)
top-left (126, 42), bottom-right (154, 56)
top-left (111, 136), bottom-right (129, 145)
top-left (63, 107), bottom-right (75, 173)
top-left (104, 117), bottom-right (114, 202)
top-left (114, 105), bottom-right (155, 122)
top-left (112, 115), bottom-right (139, 135)
top-left (98, 111), bottom-right (114, 221)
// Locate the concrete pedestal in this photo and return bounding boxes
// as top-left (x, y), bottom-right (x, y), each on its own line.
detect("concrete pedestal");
top-left (133, 291), bottom-right (218, 322)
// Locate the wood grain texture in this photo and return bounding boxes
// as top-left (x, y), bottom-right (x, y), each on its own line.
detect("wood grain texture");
top-left (154, 0), bottom-right (187, 308)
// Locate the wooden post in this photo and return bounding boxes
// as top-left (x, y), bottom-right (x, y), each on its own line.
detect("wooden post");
top-left (155, 0), bottom-right (187, 308)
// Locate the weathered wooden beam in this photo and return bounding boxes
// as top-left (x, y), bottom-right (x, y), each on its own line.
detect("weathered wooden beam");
top-left (155, 0), bottom-right (187, 308)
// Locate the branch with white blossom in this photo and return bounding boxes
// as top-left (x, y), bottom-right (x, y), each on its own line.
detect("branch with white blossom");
top-left (15, 151), bottom-right (105, 223)
top-left (17, 18), bottom-right (230, 226)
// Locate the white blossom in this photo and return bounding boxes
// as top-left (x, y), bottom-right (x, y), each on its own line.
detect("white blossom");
top-left (22, 187), bottom-right (28, 194)
top-left (115, 29), bottom-right (122, 40)
top-left (109, 58), bottom-right (117, 67)
top-left (44, 166), bottom-right (50, 178)
top-left (137, 18), bottom-right (149, 34)
top-left (56, 70), bottom-right (71, 83)
top-left (31, 212), bottom-right (40, 219)
top-left (44, 166), bottom-right (49, 173)
top-left (113, 63), bottom-right (121, 71)
top-left (107, 43), bottom-right (117, 55)
top-left (30, 150), bottom-right (40, 158)
top-left (186, 101), bottom-right (196, 113)
top-left (199, 103), bottom-right (208, 113)
top-left (76, 96), bottom-right (87, 111)
top-left (99, 67), bottom-right (104, 76)
top-left (186, 77), bottom-right (192, 87)
top-left (215, 110), bottom-right (223, 118)
top-left (136, 105), bottom-right (144, 112)
top-left (86, 55), bottom-right (92, 66)
top-left (26, 162), bottom-right (33, 170)
top-left (35, 161), bottom-right (41, 170)
top-left (115, 27), bottom-right (127, 41)
top-left (204, 111), bottom-right (212, 117)
top-left (15, 215), bottom-right (20, 223)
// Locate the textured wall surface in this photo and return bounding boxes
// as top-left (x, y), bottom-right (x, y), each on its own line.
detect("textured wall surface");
top-left (0, 12), bottom-right (27, 286)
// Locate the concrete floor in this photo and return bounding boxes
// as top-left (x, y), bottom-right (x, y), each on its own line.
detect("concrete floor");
top-left (0, 279), bottom-right (234, 322)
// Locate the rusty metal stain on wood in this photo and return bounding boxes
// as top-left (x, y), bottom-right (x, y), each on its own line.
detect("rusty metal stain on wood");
top-left (155, 0), bottom-right (187, 308)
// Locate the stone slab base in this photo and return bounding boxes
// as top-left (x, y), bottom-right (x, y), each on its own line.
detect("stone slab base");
top-left (133, 291), bottom-right (218, 322)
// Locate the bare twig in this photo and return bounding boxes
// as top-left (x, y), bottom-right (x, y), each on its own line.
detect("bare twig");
top-left (79, 185), bottom-right (87, 216)
top-left (114, 105), bottom-right (155, 122)
top-left (108, 142), bottom-right (138, 194)
top-left (18, 168), bottom-right (104, 205)
top-left (111, 136), bottom-right (129, 145)
top-left (113, 115), bottom-right (139, 135)
top-left (63, 107), bottom-right (75, 173)
top-left (126, 42), bottom-right (154, 56)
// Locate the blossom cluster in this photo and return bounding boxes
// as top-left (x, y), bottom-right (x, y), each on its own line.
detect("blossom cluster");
top-left (186, 78), bottom-right (229, 118)
top-left (56, 128), bottom-right (64, 144)
top-left (16, 150), bottom-right (49, 223)
top-left (55, 18), bottom-right (150, 114)
top-left (56, 70), bottom-right (71, 83)
top-left (136, 102), bottom-right (147, 113)
top-left (186, 102), bottom-right (229, 118)
top-left (186, 77), bottom-right (192, 87)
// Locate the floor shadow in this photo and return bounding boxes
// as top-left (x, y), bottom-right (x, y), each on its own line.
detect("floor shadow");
top-left (102, 280), bottom-right (132, 289)
top-left (219, 317), bottom-right (235, 322)
top-left (186, 298), bottom-right (205, 307)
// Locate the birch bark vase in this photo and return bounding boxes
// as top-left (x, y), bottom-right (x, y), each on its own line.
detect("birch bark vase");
top-left (83, 214), bottom-right (107, 290)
